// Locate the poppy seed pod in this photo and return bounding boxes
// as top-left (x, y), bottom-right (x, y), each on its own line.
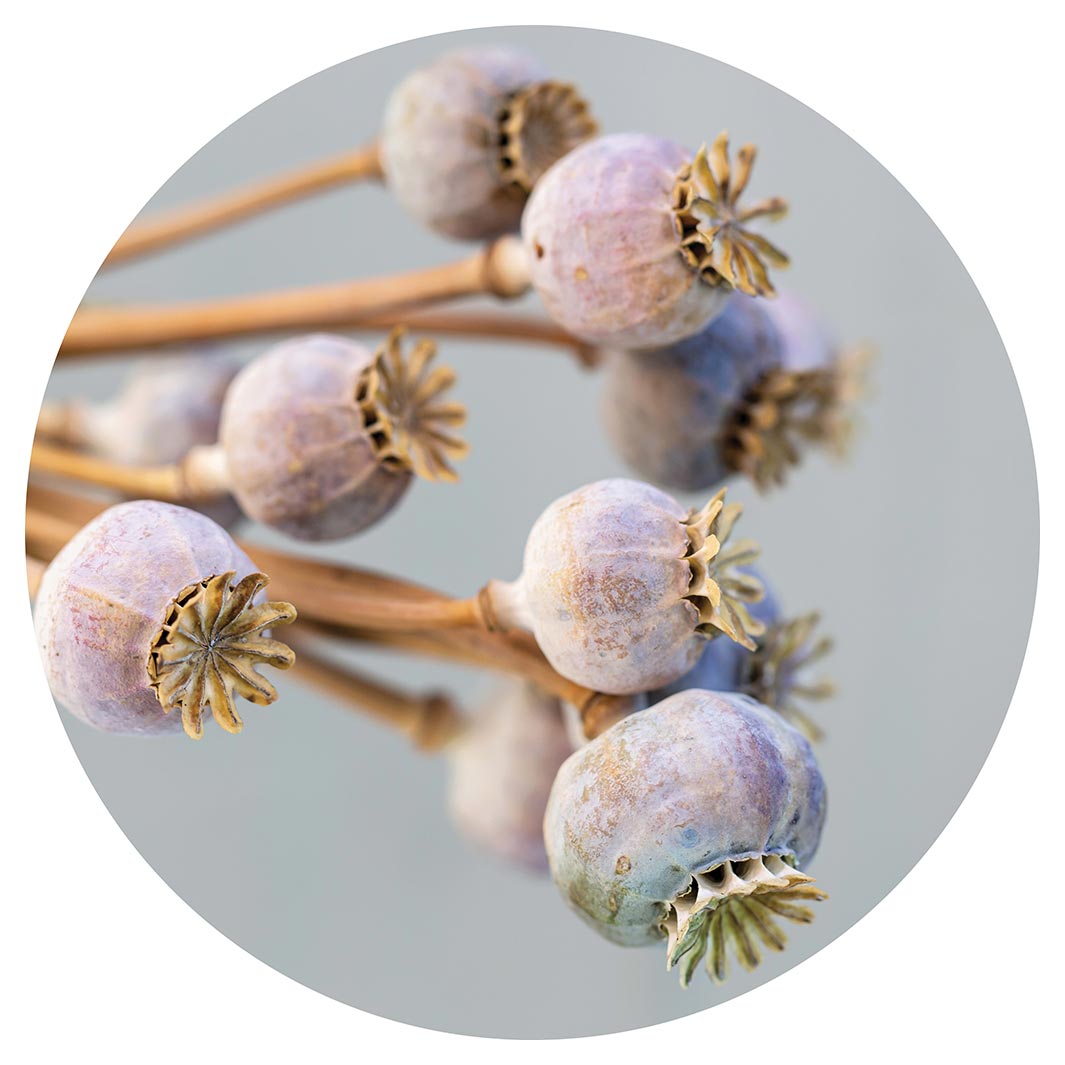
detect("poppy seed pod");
top-left (522, 130), bottom-right (789, 349)
top-left (447, 681), bottom-right (574, 872)
top-left (381, 46), bottom-right (597, 240)
top-left (38, 353), bottom-right (244, 527)
top-left (480, 478), bottom-right (766, 695)
top-left (652, 574), bottom-right (833, 741)
top-left (34, 500), bottom-right (296, 739)
top-left (600, 295), bottom-right (783, 490)
top-left (601, 290), bottom-right (868, 490)
top-left (217, 329), bottom-right (467, 541)
top-left (544, 689), bottom-right (827, 986)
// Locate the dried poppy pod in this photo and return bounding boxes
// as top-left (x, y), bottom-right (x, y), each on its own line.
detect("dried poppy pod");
top-left (601, 290), bottom-right (869, 490)
top-left (479, 478), bottom-right (766, 695)
top-left (213, 328), bottom-right (467, 540)
top-left (522, 130), bottom-right (789, 349)
top-left (652, 573), bottom-right (834, 741)
top-left (36, 352), bottom-right (244, 527)
top-left (544, 689), bottom-right (827, 987)
top-left (382, 46), bottom-right (597, 241)
top-left (34, 500), bottom-right (296, 739)
top-left (447, 680), bottom-right (575, 872)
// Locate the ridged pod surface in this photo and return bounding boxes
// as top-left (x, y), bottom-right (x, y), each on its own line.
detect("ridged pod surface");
top-left (381, 47), bottom-right (547, 240)
top-left (34, 501), bottom-right (262, 735)
top-left (488, 479), bottom-right (765, 695)
top-left (600, 295), bottom-right (784, 489)
top-left (543, 690), bottom-right (826, 949)
top-left (447, 681), bottom-right (574, 872)
top-left (522, 134), bottom-right (727, 348)
top-left (219, 334), bottom-right (410, 541)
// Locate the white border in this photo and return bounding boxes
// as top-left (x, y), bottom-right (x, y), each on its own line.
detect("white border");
top-left (3, 2), bottom-right (1061, 1060)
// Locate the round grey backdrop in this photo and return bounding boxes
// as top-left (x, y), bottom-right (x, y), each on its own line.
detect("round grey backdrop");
top-left (38, 26), bottom-right (1037, 1039)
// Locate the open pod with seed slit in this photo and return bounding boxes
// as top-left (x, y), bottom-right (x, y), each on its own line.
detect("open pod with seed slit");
top-left (381, 46), bottom-right (597, 241)
top-left (33, 500), bottom-right (296, 739)
top-left (522, 131), bottom-right (789, 350)
top-left (601, 290), bottom-right (869, 492)
top-left (447, 680), bottom-right (576, 873)
top-left (478, 478), bottom-right (766, 695)
top-left (544, 689), bottom-right (827, 987)
top-left (212, 328), bottom-right (467, 541)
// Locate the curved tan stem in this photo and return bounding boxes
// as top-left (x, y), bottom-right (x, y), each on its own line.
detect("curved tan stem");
top-left (103, 142), bottom-right (384, 268)
top-left (26, 555), bottom-right (46, 599)
top-left (61, 237), bottom-right (531, 355)
top-left (30, 440), bottom-right (228, 503)
top-left (286, 625), bottom-right (464, 751)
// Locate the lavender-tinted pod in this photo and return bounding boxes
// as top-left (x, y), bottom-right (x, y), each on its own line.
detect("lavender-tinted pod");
top-left (381, 47), bottom-right (596, 241)
top-left (34, 500), bottom-right (296, 739)
top-left (600, 296), bottom-right (783, 490)
top-left (44, 353), bottom-right (244, 527)
top-left (481, 478), bottom-right (766, 695)
top-left (447, 681), bottom-right (574, 873)
top-left (522, 130), bottom-right (788, 349)
top-left (544, 690), bottom-right (827, 986)
top-left (218, 330), bottom-right (466, 541)
top-left (651, 572), bottom-right (833, 741)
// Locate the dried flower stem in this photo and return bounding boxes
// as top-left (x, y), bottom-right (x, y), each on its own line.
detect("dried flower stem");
top-left (285, 625), bottom-right (465, 751)
top-left (26, 555), bottom-right (46, 599)
top-left (61, 237), bottom-right (531, 355)
top-left (31, 441), bottom-right (202, 501)
top-left (103, 142), bottom-right (384, 268)
top-left (54, 307), bottom-right (597, 366)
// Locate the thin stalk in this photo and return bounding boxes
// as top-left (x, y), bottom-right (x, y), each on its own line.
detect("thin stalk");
top-left (61, 236), bottom-right (531, 355)
top-left (31, 441), bottom-right (189, 500)
top-left (26, 555), bottom-right (46, 599)
top-left (286, 624), bottom-right (465, 751)
top-left (103, 142), bottom-right (384, 268)
top-left (54, 308), bottom-right (598, 366)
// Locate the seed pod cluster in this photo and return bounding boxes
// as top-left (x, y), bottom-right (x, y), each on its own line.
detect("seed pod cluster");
top-left (30, 40), bottom-right (865, 999)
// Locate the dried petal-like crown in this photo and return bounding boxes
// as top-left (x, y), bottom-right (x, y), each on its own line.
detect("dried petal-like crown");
top-left (355, 327), bottom-right (470, 482)
top-left (673, 131), bottom-right (789, 297)
top-left (497, 81), bottom-right (598, 194)
top-left (662, 854), bottom-right (828, 987)
top-left (721, 345), bottom-right (873, 488)
top-left (744, 612), bottom-right (835, 742)
top-left (147, 571), bottom-right (296, 740)
top-left (682, 489), bottom-right (765, 650)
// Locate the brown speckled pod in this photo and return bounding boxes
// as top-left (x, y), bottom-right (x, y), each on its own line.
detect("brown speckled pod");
top-left (522, 131), bottom-right (789, 349)
top-left (218, 331), bottom-right (466, 541)
top-left (381, 47), bottom-right (596, 240)
top-left (544, 690), bottom-right (827, 986)
top-left (447, 681), bottom-right (574, 872)
top-left (482, 479), bottom-right (766, 695)
top-left (34, 500), bottom-right (295, 739)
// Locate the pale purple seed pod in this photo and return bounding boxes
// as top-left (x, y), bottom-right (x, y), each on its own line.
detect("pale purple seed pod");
top-left (600, 295), bottom-right (783, 490)
top-left (381, 47), bottom-right (596, 241)
top-left (218, 331), bottom-right (466, 541)
top-left (652, 568), bottom-right (781, 699)
top-left (447, 681), bottom-right (574, 873)
top-left (544, 690), bottom-right (827, 986)
top-left (34, 500), bottom-right (295, 739)
top-left (522, 130), bottom-right (789, 349)
top-left (40, 353), bottom-right (244, 527)
top-left (482, 478), bottom-right (766, 695)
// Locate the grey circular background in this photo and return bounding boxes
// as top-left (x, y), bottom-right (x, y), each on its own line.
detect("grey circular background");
top-left (40, 26), bottom-right (1037, 1039)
